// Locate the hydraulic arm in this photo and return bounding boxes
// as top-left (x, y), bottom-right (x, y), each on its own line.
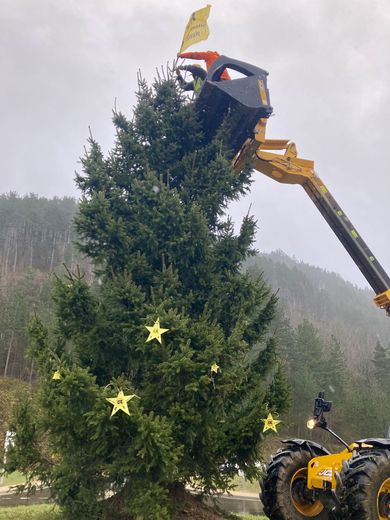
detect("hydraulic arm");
top-left (196, 55), bottom-right (390, 315)
top-left (233, 119), bottom-right (390, 315)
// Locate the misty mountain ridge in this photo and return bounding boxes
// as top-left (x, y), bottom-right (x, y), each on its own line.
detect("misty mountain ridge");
top-left (246, 250), bottom-right (390, 361)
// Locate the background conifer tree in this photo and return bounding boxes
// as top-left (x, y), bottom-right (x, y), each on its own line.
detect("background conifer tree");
top-left (6, 71), bottom-right (288, 519)
top-left (372, 340), bottom-right (390, 381)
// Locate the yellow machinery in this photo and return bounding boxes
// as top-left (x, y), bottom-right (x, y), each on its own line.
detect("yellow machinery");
top-left (233, 123), bottom-right (390, 315)
top-left (197, 55), bottom-right (390, 316)
top-left (259, 392), bottom-right (390, 519)
top-left (194, 56), bottom-right (390, 518)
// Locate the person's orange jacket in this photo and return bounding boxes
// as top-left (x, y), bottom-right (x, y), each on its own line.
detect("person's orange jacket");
top-left (178, 51), bottom-right (231, 80)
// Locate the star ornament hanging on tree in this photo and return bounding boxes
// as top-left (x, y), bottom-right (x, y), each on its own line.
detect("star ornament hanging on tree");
top-left (262, 413), bottom-right (281, 433)
top-left (210, 363), bottom-right (220, 374)
top-left (52, 370), bottom-right (62, 380)
top-left (106, 390), bottom-right (139, 417)
top-left (145, 318), bottom-right (169, 344)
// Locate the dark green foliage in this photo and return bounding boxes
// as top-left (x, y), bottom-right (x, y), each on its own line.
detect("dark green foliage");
top-left (246, 250), bottom-right (390, 362)
top-left (276, 314), bottom-right (390, 441)
top-left (0, 270), bottom-right (54, 379)
top-left (0, 378), bottom-right (32, 460)
top-left (264, 362), bottom-right (291, 414)
top-left (372, 340), bottom-right (390, 381)
top-left (247, 252), bottom-right (390, 443)
top-left (0, 193), bottom-right (85, 380)
top-left (6, 72), bottom-right (287, 519)
top-left (322, 336), bottom-right (347, 394)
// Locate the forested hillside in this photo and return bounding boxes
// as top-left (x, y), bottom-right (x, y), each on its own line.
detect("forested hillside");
top-left (0, 194), bottom-right (86, 378)
top-left (247, 250), bottom-right (390, 362)
top-left (247, 251), bottom-right (390, 441)
top-left (0, 193), bottom-right (79, 274)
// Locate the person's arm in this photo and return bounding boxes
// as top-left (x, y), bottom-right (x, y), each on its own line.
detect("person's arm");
top-left (178, 51), bottom-right (209, 60)
top-left (178, 65), bottom-right (207, 80)
top-left (175, 69), bottom-right (195, 91)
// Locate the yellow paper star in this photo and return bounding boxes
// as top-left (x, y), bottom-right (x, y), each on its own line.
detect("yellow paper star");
top-left (210, 363), bottom-right (220, 374)
top-left (52, 370), bottom-right (62, 380)
top-left (262, 413), bottom-right (281, 433)
top-left (106, 390), bottom-right (138, 417)
top-left (145, 318), bottom-right (169, 344)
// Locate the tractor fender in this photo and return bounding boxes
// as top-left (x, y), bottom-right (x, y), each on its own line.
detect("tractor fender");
top-left (281, 439), bottom-right (331, 458)
top-left (356, 438), bottom-right (390, 449)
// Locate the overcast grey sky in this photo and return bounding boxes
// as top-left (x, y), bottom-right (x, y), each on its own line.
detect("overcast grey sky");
top-left (1, 0), bottom-right (389, 288)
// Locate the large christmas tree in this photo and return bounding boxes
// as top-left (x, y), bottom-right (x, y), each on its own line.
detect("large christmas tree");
top-left (6, 70), bottom-right (289, 519)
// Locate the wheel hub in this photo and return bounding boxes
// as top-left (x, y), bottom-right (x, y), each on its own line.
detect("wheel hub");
top-left (377, 493), bottom-right (389, 519)
top-left (292, 478), bottom-right (316, 504)
top-left (290, 468), bottom-right (324, 517)
top-left (377, 478), bottom-right (390, 520)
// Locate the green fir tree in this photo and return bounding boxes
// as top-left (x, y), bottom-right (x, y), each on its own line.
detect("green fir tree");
top-left (372, 340), bottom-right (390, 381)
top-left (5, 71), bottom-right (288, 519)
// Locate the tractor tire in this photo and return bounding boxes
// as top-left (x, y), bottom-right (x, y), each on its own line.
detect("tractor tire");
top-left (260, 445), bottom-right (329, 519)
top-left (340, 449), bottom-right (390, 519)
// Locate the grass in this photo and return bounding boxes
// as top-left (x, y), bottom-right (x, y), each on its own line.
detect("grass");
top-left (0, 506), bottom-right (267, 520)
top-left (1, 472), bottom-right (25, 487)
top-left (236, 515), bottom-right (267, 519)
top-left (0, 504), bottom-right (60, 519)
top-left (230, 475), bottom-right (260, 494)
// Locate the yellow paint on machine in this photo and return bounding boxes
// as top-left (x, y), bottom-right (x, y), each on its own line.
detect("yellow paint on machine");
top-left (307, 450), bottom-right (353, 491)
top-left (258, 80), bottom-right (268, 105)
top-left (374, 288), bottom-right (390, 308)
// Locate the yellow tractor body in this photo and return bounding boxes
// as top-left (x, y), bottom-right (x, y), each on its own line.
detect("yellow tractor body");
top-left (307, 450), bottom-right (352, 491)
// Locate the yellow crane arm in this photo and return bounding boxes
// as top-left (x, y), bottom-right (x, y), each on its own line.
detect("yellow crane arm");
top-left (195, 54), bottom-right (390, 314)
top-left (233, 119), bottom-right (390, 315)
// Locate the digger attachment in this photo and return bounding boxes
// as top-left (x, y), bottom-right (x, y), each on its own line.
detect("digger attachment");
top-left (196, 56), bottom-right (273, 154)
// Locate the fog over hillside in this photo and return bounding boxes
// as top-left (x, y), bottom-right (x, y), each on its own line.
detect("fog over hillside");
top-left (246, 250), bottom-right (390, 361)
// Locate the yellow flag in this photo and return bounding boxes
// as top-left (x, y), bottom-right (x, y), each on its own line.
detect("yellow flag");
top-left (179, 5), bottom-right (211, 53)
